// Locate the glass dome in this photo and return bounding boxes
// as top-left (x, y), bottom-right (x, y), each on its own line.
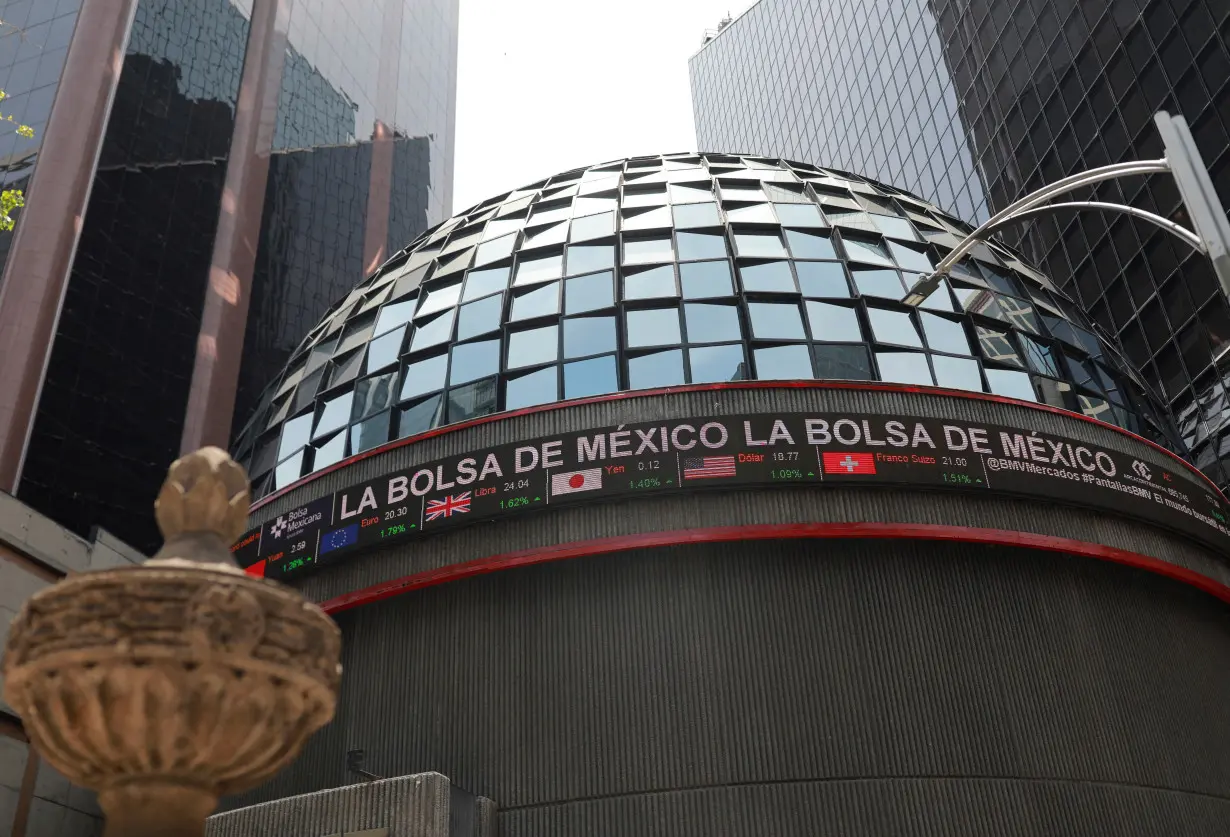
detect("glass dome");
top-left (233, 154), bottom-right (1180, 499)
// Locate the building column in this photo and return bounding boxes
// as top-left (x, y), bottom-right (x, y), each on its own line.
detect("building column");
top-left (179, 0), bottom-right (294, 455)
top-left (0, 0), bottom-right (138, 492)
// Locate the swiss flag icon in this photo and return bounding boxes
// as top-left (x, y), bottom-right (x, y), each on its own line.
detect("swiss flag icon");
top-left (822, 451), bottom-right (877, 475)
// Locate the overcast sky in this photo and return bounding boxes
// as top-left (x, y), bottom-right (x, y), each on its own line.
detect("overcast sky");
top-left (452, 0), bottom-right (758, 214)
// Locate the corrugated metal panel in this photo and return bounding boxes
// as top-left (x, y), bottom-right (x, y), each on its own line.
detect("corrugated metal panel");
top-left (287, 485), bottom-right (1230, 605)
top-left (227, 538), bottom-right (1230, 830)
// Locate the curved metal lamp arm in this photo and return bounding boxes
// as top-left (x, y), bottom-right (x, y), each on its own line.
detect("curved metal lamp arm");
top-left (978, 201), bottom-right (1204, 252)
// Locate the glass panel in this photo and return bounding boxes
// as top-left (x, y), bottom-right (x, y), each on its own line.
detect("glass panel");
top-left (867, 307), bottom-right (923, 347)
top-left (564, 271), bottom-right (613, 314)
top-left (689, 344), bottom-right (747, 383)
top-left (670, 183), bottom-right (713, 203)
top-left (986, 368), bottom-right (1037, 401)
top-left (400, 353), bottom-right (448, 400)
top-left (510, 281), bottom-right (561, 321)
top-left (292, 367), bottom-right (326, 412)
top-left (677, 231), bottom-right (729, 260)
top-left (350, 411), bottom-right (391, 454)
top-left (337, 317), bottom-right (377, 355)
top-left (888, 241), bottom-right (934, 272)
top-left (409, 310), bottom-right (456, 351)
top-left (873, 215), bottom-right (918, 240)
top-left (624, 235), bottom-right (675, 264)
top-left (734, 231), bottom-right (788, 258)
top-left (570, 211), bottom-right (615, 240)
top-left (840, 234), bottom-right (894, 266)
top-left (482, 216), bottom-right (524, 240)
top-left (785, 229), bottom-right (837, 259)
top-left (976, 326), bottom-right (1023, 366)
top-left (623, 187), bottom-right (668, 207)
top-left (622, 206), bottom-right (674, 230)
top-left (474, 233), bottom-right (516, 265)
top-left (754, 345), bottom-right (814, 379)
top-left (1021, 335), bottom-right (1060, 376)
top-left (564, 316), bottom-right (617, 358)
top-left (529, 205), bottom-right (572, 227)
top-left (931, 356), bottom-right (984, 392)
top-left (366, 326), bottom-right (405, 372)
top-left (876, 351), bottom-right (934, 385)
top-left (739, 261), bottom-right (796, 293)
top-left (626, 307), bottom-right (682, 347)
top-left (628, 349), bottom-right (686, 388)
top-left (748, 302), bottom-right (806, 339)
top-left (515, 252), bottom-right (564, 286)
top-left (505, 366), bottom-right (559, 410)
top-left (806, 301), bottom-right (862, 342)
top-left (448, 378), bottom-right (499, 422)
top-left (564, 355), bottom-right (619, 398)
top-left (397, 393), bottom-right (444, 438)
top-left (796, 261), bottom-right (850, 297)
top-left (680, 260), bottom-right (734, 299)
top-left (451, 339), bottom-right (501, 385)
top-left (314, 391), bottom-right (354, 439)
top-left (507, 325), bottom-right (559, 369)
top-left (374, 299), bottom-right (415, 336)
top-left (274, 449), bottom-right (305, 489)
top-left (920, 313), bottom-right (972, 355)
top-left (852, 268), bottom-right (904, 299)
top-left (522, 221), bottom-right (569, 250)
top-left (313, 431), bottom-right (348, 472)
top-left (915, 277), bottom-right (955, 311)
top-left (278, 413), bottom-right (313, 459)
top-left (352, 372), bottom-right (397, 421)
top-left (774, 203), bottom-right (825, 227)
top-left (624, 264), bottom-right (678, 300)
top-left (725, 204), bottom-right (778, 224)
top-left (331, 349), bottom-right (367, 387)
top-left (566, 244), bottom-right (615, 275)
top-left (684, 303), bottom-right (742, 343)
top-left (573, 196), bottom-right (617, 217)
top-left (813, 344), bottom-right (873, 380)
top-left (462, 266), bottom-right (509, 301)
top-left (673, 203), bottom-right (721, 228)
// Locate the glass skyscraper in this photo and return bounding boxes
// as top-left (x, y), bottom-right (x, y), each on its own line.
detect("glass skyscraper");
top-left (690, 0), bottom-right (1230, 484)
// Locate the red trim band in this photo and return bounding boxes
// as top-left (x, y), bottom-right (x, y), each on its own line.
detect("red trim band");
top-left (254, 381), bottom-right (1217, 511)
top-left (316, 522), bottom-right (1230, 615)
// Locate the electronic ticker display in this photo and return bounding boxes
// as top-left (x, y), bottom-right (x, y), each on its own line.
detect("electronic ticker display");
top-left (232, 412), bottom-right (1230, 578)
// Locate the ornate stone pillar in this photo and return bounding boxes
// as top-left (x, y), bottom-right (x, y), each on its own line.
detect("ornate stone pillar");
top-left (1, 448), bottom-right (342, 837)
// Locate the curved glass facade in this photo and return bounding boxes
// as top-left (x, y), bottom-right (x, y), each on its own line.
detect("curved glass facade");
top-left (234, 155), bottom-right (1179, 500)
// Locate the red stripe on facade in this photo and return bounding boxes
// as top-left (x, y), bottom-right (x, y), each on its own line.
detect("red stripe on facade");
top-left (317, 522), bottom-right (1230, 615)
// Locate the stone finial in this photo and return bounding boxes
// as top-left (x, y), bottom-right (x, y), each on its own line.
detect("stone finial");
top-left (2, 448), bottom-right (342, 837)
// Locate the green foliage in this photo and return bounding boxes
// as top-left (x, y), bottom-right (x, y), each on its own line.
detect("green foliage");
top-left (0, 88), bottom-right (33, 231)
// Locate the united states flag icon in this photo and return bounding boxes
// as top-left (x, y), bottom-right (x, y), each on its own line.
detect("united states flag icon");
top-left (683, 456), bottom-right (737, 480)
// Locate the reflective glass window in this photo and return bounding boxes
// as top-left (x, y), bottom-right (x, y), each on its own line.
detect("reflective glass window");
top-left (510, 281), bottom-right (561, 321)
top-left (840, 234), bottom-right (894, 266)
top-left (570, 211), bottom-right (615, 240)
top-left (573, 197), bottom-right (617, 217)
top-left (482, 217), bottom-right (524, 240)
top-left (567, 244), bottom-right (615, 275)
top-left (292, 367), bottom-right (326, 413)
top-left (888, 241), bottom-right (934, 272)
top-left (505, 366), bottom-right (559, 410)
top-left (455, 295), bottom-right (503, 341)
top-left (726, 204), bottom-right (778, 224)
top-left (314, 390), bottom-right (354, 439)
top-left (739, 261), bottom-right (796, 293)
top-left (677, 231), bottom-right (729, 260)
top-left (867, 307), bottom-right (923, 347)
top-left (274, 450), bottom-right (305, 489)
top-left (684, 303), bottom-right (742, 343)
top-left (673, 203), bottom-right (721, 228)
top-left (689, 343), bottom-right (747, 383)
top-left (507, 325), bottom-right (559, 370)
top-left (400, 353), bottom-right (448, 400)
top-left (313, 431), bottom-right (348, 472)
top-left (774, 203), bottom-right (825, 227)
top-left (623, 187), bottom-right (668, 207)
top-left (278, 413), bottom-right (313, 460)
top-left (522, 221), bottom-right (569, 250)
top-left (680, 260), bottom-right (734, 299)
top-left (409, 310), bottom-right (456, 351)
top-left (806, 301), bottom-right (862, 342)
top-left (564, 355), bottom-right (619, 398)
top-left (475, 233), bottom-right (516, 265)
top-left (352, 373), bottom-right (397, 421)
top-left (565, 271), bottom-right (614, 314)
top-left (748, 302), bottom-right (806, 339)
top-left (813, 344), bottom-right (873, 380)
top-left (754, 345), bottom-right (814, 379)
top-left (915, 278), bottom-right (955, 311)
top-left (628, 349), bottom-right (686, 388)
top-left (852, 268), bottom-right (904, 299)
top-left (451, 339), bottom-right (501, 384)
top-left (976, 326), bottom-right (1023, 366)
top-left (796, 261), bottom-right (850, 297)
top-left (986, 368), bottom-right (1037, 401)
top-left (624, 235), bottom-right (675, 264)
top-left (448, 378), bottom-right (499, 422)
top-left (931, 356), bottom-right (984, 392)
top-left (785, 229), bottom-right (837, 259)
top-left (462, 266), bottom-right (509, 301)
top-left (515, 252), bottom-right (564, 286)
top-left (921, 313), bottom-right (972, 355)
top-left (624, 265), bottom-right (678, 300)
top-left (397, 394), bottom-right (444, 438)
top-left (564, 316), bottom-right (617, 358)
top-left (876, 351), bottom-right (934, 385)
top-left (622, 206), bottom-right (673, 230)
top-left (350, 411), bottom-right (391, 454)
top-left (331, 350), bottom-right (366, 387)
top-left (529, 205), bottom-right (572, 227)
top-left (374, 299), bottom-right (415, 335)
top-left (873, 215), bottom-right (918, 240)
top-left (1021, 335), bottom-right (1061, 377)
top-left (366, 326), bottom-right (405, 372)
top-left (734, 231), bottom-right (788, 258)
top-left (670, 183), bottom-right (713, 203)
top-left (626, 308), bottom-right (682, 347)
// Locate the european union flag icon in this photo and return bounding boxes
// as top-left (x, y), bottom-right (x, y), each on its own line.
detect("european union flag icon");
top-left (320, 523), bottom-right (359, 555)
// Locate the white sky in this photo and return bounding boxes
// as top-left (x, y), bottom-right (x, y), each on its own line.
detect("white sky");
top-left (452, 0), bottom-right (758, 214)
